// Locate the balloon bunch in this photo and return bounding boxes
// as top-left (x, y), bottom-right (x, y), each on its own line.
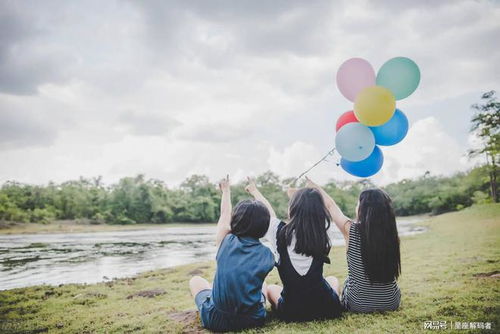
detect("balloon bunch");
top-left (335, 57), bottom-right (420, 177)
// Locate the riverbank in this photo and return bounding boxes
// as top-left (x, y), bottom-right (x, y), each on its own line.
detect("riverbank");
top-left (0, 215), bottom-right (428, 235)
top-left (1, 204), bottom-right (499, 333)
top-left (0, 220), bottom-right (214, 235)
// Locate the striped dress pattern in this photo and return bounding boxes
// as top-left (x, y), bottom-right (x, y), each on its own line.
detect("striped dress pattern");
top-left (341, 222), bottom-right (401, 312)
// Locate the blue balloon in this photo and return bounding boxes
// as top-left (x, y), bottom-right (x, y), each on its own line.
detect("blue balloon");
top-left (369, 109), bottom-right (409, 146)
top-left (335, 122), bottom-right (375, 162)
top-left (341, 146), bottom-right (384, 177)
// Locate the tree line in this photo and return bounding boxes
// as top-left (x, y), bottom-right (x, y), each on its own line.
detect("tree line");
top-left (0, 166), bottom-right (492, 225)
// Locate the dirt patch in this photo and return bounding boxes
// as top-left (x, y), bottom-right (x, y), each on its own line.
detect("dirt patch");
top-left (188, 265), bottom-right (210, 276)
top-left (188, 269), bottom-right (203, 276)
top-left (126, 288), bottom-right (166, 299)
top-left (85, 291), bottom-right (107, 298)
top-left (0, 221), bottom-right (22, 229)
top-left (167, 310), bottom-right (206, 334)
top-left (473, 270), bottom-right (500, 278)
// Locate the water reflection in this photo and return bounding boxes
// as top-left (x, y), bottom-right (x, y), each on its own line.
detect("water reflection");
top-left (0, 217), bottom-right (427, 290)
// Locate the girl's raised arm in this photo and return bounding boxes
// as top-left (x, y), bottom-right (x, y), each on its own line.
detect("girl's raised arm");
top-left (215, 175), bottom-right (232, 248)
top-left (245, 177), bottom-right (276, 218)
top-left (305, 176), bottom-right (351, 241)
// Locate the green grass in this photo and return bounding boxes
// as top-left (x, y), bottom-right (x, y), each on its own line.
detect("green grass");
top-left (1, 204), bottom-right (499, 333)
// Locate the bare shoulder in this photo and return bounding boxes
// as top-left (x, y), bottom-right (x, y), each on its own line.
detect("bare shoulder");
top-left (343, 218), bottom-right (353, 236)
top-left (343, 218), bottom-right (356, 250)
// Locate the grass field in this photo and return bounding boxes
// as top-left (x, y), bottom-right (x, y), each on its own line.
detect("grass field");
top-left (0, 204), bottom-right (499, 333)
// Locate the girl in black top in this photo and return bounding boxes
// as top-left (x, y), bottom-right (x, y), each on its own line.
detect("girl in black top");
top-left (246, 178), bottom-right (343, 322)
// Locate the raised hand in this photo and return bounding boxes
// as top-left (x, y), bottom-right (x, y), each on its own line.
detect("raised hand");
top-left (286, 187), bottom-right (298, 199)
top-left (216, 174), bottom-right (232, 248)
top-left (245, 177), bottom-right (258, 195)
top-left (245, 176), bottom-right (276, 218)
top-left (219, 174), bottom-right (230, 193)
top-left (305, 176), bottom-right (318, 189)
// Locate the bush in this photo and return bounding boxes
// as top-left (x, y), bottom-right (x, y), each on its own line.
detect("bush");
top-left (29, 208), bottom-right (55, 224)
top-left (151, 208), bottom-right (173, 224)
top-left (111, 215), bottom-right (136, 225)
top-left (0, 206), bottom-right (29, 222)
top-left (472, 191), bottom-right (491, 204)
top-left (90, 212), bottom-right (106, 224)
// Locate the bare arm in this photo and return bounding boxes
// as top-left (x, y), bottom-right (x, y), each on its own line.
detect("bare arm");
top-left (215, 175), bottom-right (232, 248)
top-left (245, 177), bottom-right (276, 218)
top-left (305, 176), bottom-right (351, 241)
top-left (287, 187), bottom-right (298, 199)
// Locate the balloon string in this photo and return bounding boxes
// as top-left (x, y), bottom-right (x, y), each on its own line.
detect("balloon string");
top-left (290, 147), bottom-right (337, 185)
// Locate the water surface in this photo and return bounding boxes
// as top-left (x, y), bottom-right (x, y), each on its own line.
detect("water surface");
top-left (0, 217), bottom-right (427, 290)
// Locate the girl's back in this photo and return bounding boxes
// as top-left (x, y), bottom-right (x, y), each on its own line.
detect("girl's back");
top-left (274, 221), bottom-right (342, 321)
top-left (264, 188), bottom-right (344, 322)
top-left (212, 234), bottom-right (274, 315)
top-left (342, 222), bottom-right (401, 312)
top-left (190, 179), bottom-right (276, 333)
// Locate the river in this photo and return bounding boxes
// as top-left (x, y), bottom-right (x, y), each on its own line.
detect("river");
top-left (0, 217), bottom-right (427, 290)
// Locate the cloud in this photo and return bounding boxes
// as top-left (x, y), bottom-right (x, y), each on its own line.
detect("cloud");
top-left (373, 117), bottom-right (476, 184)
top-left (131, 0), bottom-right (338, 59)
top-left (267, 117), bottom-right (479, 186)
top-left (0, 0), bottom-right (498, 185)
top-left (174, 121), bottom-right (253, 142)
top-left (267, 141), bottom-right (339, 184)
top-left (0, 2), bottom-right (74, 95)
top-left (0, 109), bottom-right (57, 149)
top-left (0, 93), bottom-right (75, 150)
top-left (118, 110), bottom-right (181, 136)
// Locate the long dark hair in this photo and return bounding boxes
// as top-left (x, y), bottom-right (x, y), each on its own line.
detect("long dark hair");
top-left (279, 188), bottom-right (332, 259)
top-left (357, 189), bottom-right (401, 283)
top-left (231, 199), bottom-right (270, 239)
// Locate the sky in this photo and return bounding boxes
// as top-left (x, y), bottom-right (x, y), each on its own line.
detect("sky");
top-left (0, 0), bottom-right (499, 186)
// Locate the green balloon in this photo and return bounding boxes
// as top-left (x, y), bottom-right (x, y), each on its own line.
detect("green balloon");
top-left (376, 57), bottom-right (420, 100)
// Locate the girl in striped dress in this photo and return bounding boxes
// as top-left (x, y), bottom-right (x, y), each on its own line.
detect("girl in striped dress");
top-left (306, 178), bottom-right (401, 313)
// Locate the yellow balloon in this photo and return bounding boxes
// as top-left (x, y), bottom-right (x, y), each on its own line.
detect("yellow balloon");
top-left (354, 86), bottom-right (396, 126)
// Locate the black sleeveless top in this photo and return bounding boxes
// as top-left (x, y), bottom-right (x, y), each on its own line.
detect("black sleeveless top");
top-left (275, 222), bottom-right (343, 322)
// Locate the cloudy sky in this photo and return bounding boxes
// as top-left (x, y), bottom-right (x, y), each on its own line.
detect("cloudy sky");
top-left (1, 0), bottom-right (499, 186)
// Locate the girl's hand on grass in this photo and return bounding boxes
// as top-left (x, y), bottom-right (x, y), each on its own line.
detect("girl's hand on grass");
top-left (219, 175), bottom-right (230, 193)
top-left (245, 177), bottom-right (258, 195)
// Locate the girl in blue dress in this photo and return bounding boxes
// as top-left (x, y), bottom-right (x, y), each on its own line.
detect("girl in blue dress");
top-left (188, 175), bottom-right (275, 332)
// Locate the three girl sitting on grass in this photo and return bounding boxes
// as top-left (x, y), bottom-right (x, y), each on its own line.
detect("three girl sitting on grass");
top-left (189, 176), bottom-right (401, 332)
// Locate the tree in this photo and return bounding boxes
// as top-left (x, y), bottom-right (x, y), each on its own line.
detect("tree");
top-left (469, 90), bottom-right (500, 202)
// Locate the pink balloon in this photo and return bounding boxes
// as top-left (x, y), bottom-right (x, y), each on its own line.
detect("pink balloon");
top-left (336, 58), bottom-right (376, 102)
